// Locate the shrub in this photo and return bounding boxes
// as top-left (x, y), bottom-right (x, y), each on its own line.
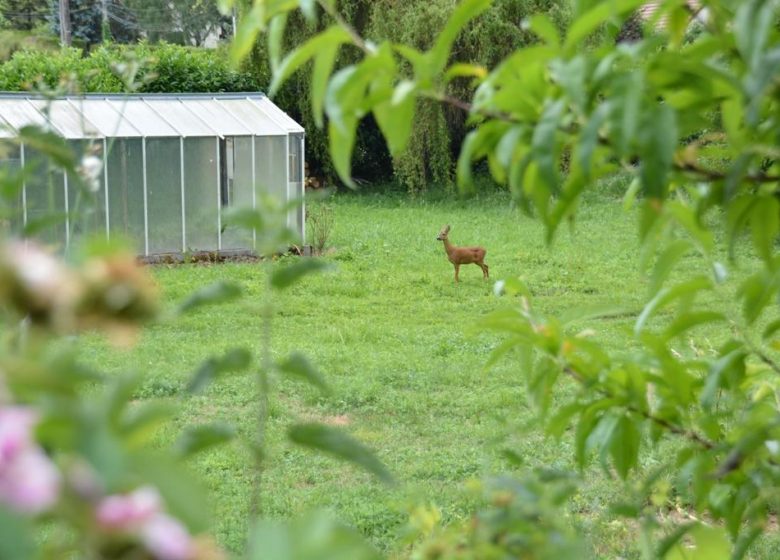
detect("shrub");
top-left (0, 42), bottom-right (260, 93)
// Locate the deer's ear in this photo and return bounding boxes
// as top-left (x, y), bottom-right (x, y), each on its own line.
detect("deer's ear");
top-left (445, 225), bottom-right (451, 231)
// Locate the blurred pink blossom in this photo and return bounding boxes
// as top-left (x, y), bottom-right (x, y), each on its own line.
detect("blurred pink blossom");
top-left (141, 513), bottom-right (194, 560)
top-left (0, 406), bottom-right (60, 514)
top-left (0, 447), bottom-right (61, 514)
top-left (96, 485), bottom-right (161, 530)
top-left (97, 487), bottom-right (194, 560)
top-left (0, 407), bottom-right (37, 466)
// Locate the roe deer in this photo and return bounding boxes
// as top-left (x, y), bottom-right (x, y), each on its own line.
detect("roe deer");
top-left (436, 225), bottom-right (489, 282)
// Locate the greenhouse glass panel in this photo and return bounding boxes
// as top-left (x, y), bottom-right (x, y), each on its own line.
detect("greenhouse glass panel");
top-left (141, 100), bottom-right (217, 137)
top-left (252, 97), bottom-right (304, 133)
top-left (65, 140), bottom-right (106, 243)
top-left (24, 147), bottom-right (66, 247)
top-left (106, 139), bottom-right (145, 253)
top-left (289, 134), bottom-right (304, 238)
top-left (186, 100), bottom-right (254, 136)
top-left (221, 136), bottom-right (254, 250)
top-left (1, 145), bottom-right (23, 235)
top-left (183, 137), bottom-right (218, 252)
top-left (218, 99), bottom-right (286, 136)
top-left (0, 100), bottom-right (49, 132)
top-left (47, 100), bottom-right (100, 139)
top-left (146, 138), bottom-right (183, 254)
top-left (76, 99), bottom-right (141, 137)
top-left (255, 135), bottom-right (287, 203)
top-left (105, 100), bottom-right (177, 137)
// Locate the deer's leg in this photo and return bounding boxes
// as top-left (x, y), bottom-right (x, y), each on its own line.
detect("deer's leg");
top-left (454, 264), bottom-right (460, 283)
top-left (481, 263), bottom-right (489, 279)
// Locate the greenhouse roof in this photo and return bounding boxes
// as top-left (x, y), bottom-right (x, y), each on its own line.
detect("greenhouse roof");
top-left (0, 93), bottom-right (303, 139)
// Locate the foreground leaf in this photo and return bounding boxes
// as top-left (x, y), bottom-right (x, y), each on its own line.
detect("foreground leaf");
top-left (187, 348), bottom-right (252, 394)
top-left (288, 423), bottom-right (394, 484)
top-left (177, 281), bottom-right (243, 314)
top-left (175, 423), bottom-right (236, 458)
top-left (271, 258), bottom-right (331, 289)
top-left (277, 352), bottom-right (330, 393)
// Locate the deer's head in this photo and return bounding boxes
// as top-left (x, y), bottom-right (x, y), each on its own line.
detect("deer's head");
top-left (436, 225), bottom-right (451, 241)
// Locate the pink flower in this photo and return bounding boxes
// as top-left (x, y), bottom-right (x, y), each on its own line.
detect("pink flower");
top-left (0, 407), bottom-right (37, 467)
top-left (96, 485), bottom-right (161, 531)
top-left (0, 447), bottom-right (60, 514)
top-left (96, 487), bottom-right (194, 560)
top-left (140, 513), bottom-right (194, 560)
top-left (0, 406), bottom-right (60, 514)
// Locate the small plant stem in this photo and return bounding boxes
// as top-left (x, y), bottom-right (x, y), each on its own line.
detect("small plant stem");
top-left (251, 261), bottom-right (273, 518)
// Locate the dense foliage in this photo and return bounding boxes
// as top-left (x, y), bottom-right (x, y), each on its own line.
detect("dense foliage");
top-left (238, 0), bottom-right (573, 192)
top-left (0, 42), bottom-right (259, 92)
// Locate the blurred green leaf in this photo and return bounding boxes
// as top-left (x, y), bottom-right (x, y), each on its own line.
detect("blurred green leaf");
top-left (663, 311), bottom-right (725, 341)
top-left (0, 507), bottom-right (33, 560)
top-left (271, 26), bottom-right (351, 97)
top-left (429, 0), bottom-right (492, 74)
top-left (187, 348), bottom-right (252, 394)
top-left (230, 3), bottom-right (264, 65)
top-left (650, 239), bottom-right (694, 296)
top-left (175, 423), bottom-right (236, 458)
top-left (579, 103), bottom-right (609, 178)
top-left (610, 71), bottom-right (643, 158)
top-left (78, 413), bottom-right (126, 488)
top-left (277, 352), bottom-right (330, 393)
top-left (300, 0), bottom-right (318, 23)
top-left (532, 99), bottom-right (565, 192)
top-left (311, 37), bottom-right (344, 128)
top-left (547, 402), bottom-right (583, 439)
top-left (762, 318), bottom-right (780, 340)
top-left (271, 258), bottom-right (331, 289)
top-left (17, 126), bottom-right (75, 169)
top-left (639, 104), bottom-right (677, 199)
top-left (523, 13), bottom-right (560, 47)
top-left (216, 0), bottom-right (233, 15)
top-left (701, 349), bottom-right (746, 411)
top-left (268, 11), bottom-right (288, 74)
top-left (248, 511), bottom-right (381, 560)
top-left (610, 415), bottom-right (640, 479)
top-left (23, 212), bottom-right (68, 237)
top-left (635, 276), bottom-right (713, 336)
top-left (374, 80), bottom-right (416, 156)
top-left (734, 0), bottom-right (775, 71)
top-left (564, 0), bottom-right (645, 51)
top-left (739, 270), bottom-right (778, 324)
top-left (457, 129), bottom-right (482, 193)
top-left (750, 196), bottom-right (779, 263)
top-left (177, 281), bottom-right (243, 314)
top-left (288, 423), bottom-right (394, 484)
top-left (551, 56), bottom-right (586, 113)
top-left (665, 523), bottom-right (731, 560)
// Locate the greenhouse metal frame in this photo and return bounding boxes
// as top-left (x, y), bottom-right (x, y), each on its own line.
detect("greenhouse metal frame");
top-left (0, 92), bottom-right (305, 256)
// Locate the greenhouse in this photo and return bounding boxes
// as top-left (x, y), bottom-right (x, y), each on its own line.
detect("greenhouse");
top-left (0, 92), bottom-right (305, 256)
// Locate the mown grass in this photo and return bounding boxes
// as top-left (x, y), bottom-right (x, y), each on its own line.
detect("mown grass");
top-left (77, 186), bottom-right (780, 558)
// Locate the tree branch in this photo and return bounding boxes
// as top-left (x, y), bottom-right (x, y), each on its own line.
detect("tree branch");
top-left (563, 366), bottom-right (716, 451)
top-left (432, 93), bottom-right (780, 186)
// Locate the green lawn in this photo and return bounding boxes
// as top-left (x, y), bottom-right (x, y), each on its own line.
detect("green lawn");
top-left (77, 187), bottom-right (779, 558)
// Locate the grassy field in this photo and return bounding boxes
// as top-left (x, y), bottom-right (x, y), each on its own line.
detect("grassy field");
top-left (77, 186), bottom-right (779, 558)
